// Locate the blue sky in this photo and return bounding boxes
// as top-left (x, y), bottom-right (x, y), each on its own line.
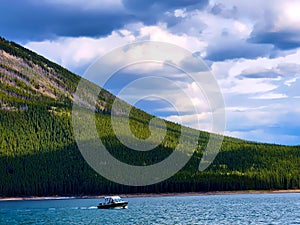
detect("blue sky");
top-left (1, 0), bottom-right (300, 145)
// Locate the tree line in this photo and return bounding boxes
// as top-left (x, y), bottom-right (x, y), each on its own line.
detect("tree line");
top-left (0, 105), bottom-right (299, 197)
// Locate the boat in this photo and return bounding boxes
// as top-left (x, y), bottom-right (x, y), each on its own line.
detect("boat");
top-left (97, 196), bottom-right (128, 209)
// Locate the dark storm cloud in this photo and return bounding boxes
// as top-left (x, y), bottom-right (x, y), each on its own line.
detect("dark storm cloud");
top-left (249, 30), bottom-right (300, 50)
top-left (238, 63), bottom-right (300, 81)
top-left (0, 0), bottom-right (209, 41)
top-left (238, 71), bottom-right (281, 79)
top-left (0, 0), bottom-right (133, 41)
top-left (123, 0), bottom-right (208, 16)
top-left (122, 0), bottom-right (209, 28)
top-left (205, 41), bottom-right (272, 61)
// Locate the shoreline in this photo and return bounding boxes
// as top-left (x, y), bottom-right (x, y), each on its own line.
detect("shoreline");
top-left (1, 189), bottom-right (300, 201)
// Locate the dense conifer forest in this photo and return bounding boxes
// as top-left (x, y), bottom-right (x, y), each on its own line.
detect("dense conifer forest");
top-left (0, 37), bottom-right (299, 196)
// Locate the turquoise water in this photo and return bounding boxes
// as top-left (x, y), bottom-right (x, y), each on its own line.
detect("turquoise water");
top-left (0, 193), bottom-right (299, 224)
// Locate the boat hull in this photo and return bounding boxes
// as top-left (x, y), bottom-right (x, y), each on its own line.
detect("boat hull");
top-left (97, 201), bottom-right (128, 209)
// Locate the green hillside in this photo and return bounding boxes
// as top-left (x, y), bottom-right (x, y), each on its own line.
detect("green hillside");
top-left (0, 37), bottom-right (299, 196)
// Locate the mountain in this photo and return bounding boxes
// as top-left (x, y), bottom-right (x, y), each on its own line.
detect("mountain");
top-left (0, 37), bottom-right (299, 197)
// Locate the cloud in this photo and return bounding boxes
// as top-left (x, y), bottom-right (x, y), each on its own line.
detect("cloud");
top-left (0, 0), bottom-right (209, 42)
top-left (248, 1), bottom-right (300, 50)
top-left (224, 102), bottom-right (300, 145)
top-left (249, 31), bottom-right (300, 50)
top-left (122, 0), bottom-right (208, 25)
top-left (209, 3), bottom-right (238, 19)
top-left (251, 92), bottom-right (288, 100)
top-left (210, 47), bottom-right (300, 145)
top-left (166, 8), bottom-right (273, 61)
top-left (206, 0), bottom-right (300, 56)
top-left (138, 24), bottom-right (207, 52)
top-left (284, 77), bottom-right (298, 87)
top-left (205, 41), bottom-right (272, 61)
top-left (25, 24), bottom-right (207, 74)
top-left (109, 64), bottom-right (211, 115)
top-left (223, 78), bottom-right (278, 95)
top-left (238, 71), bottom-right (281, 79)
top-left (208, 0), bottom-right (270, 20)
top-left (0, 0), bottom-right (132, 41)
top-left (25, 31), bottom-right (136, 74)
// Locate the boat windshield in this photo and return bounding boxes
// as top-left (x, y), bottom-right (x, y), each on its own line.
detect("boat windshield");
top-left (104, 196), bottom-right (123, 204)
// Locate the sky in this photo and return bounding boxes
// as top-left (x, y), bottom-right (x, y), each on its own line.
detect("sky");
top-left (1, 0), bottom-right (300, 145)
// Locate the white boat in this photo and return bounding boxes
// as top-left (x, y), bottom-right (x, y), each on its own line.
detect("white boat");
top-left (97, 196), bottom-right (128, 209)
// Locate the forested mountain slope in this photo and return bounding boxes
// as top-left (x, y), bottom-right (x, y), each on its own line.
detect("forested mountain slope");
top-left (0, 37), bottom-right (299, 196)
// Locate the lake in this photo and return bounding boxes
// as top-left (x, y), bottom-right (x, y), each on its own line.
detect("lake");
top-left (0, 193), bottom-right (299, 224)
